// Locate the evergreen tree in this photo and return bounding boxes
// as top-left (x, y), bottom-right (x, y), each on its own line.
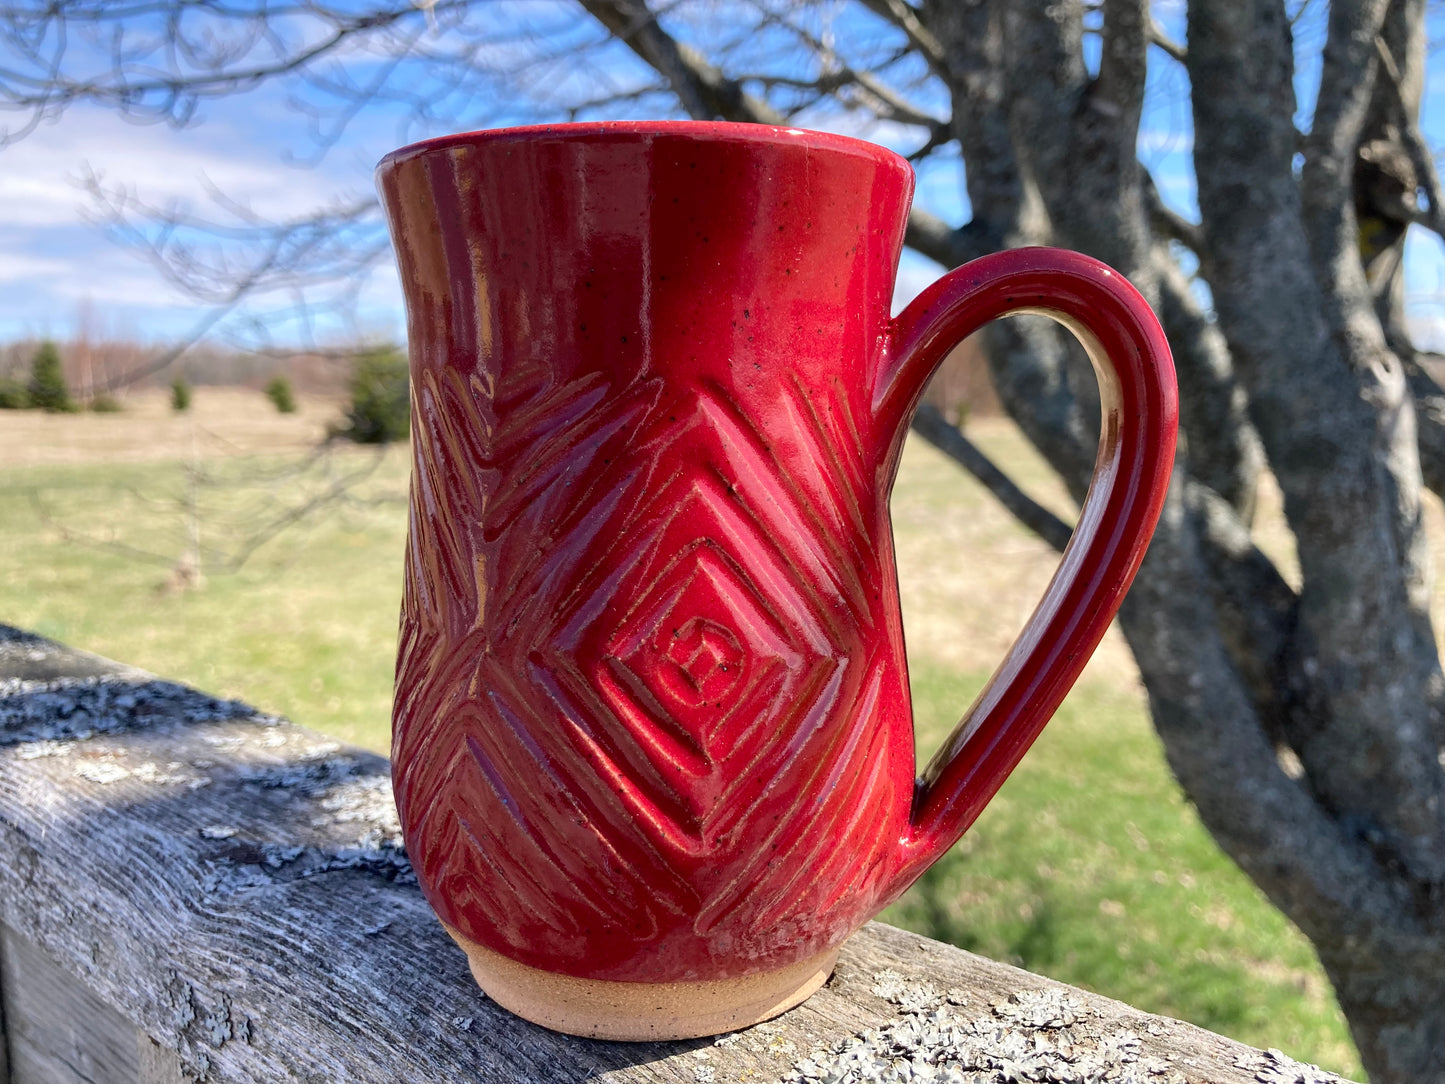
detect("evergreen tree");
top-left (27, 341), bottom-right (75, 413)
top-left (264, 375), bottom-right (297, 414)
top-left (338, 346), bottom-right (408, 444)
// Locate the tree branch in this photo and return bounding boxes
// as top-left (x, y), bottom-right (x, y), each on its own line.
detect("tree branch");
top-left (1401, 358), bottom-right (1445, 495)
top-left (1144, 171), bottom-right (1205, 254)
top-left (1183, 480), bottom-right (1297, 735)
top-left (904, 208), bottom-right (982, 271)
top-left (854, 0), bottom-right (947, 73)
top-left (1096, 0), bottom-right (1151, 127)
top-left (921, 3), bottom-right (1093, 496)
top-left (216, 447), bottom-right (389, 573)
top-left (1003, 0), bottom-right (1149, 281)
top-left (732, 11), bottom-right (948, 135)
top-left (1152, 246), bottom-right (1262, 522)
top-left (1300, 0), bottom-right (1392, 331)
top-left (910, 403), bottom-right (1073, 552)
top-left (0, 2), bottom-right (443, 141)
top-left (1148, 18), bottom-right (1187, 62)
top-left (585, 0), bottom-right (975, 284)
top-left (578, 0), bottom-right (783, 122)
top-left (1000, 3), bottom-right (1089, 191)
top-left (1370, 34), bottom-right (1445, 242)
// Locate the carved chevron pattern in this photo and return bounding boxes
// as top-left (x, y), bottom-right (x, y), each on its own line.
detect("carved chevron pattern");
top-left (393, 365), bottom-right (911, 983)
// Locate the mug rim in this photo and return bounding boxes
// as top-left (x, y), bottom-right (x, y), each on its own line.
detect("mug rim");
top-left (375, 120), bottom-right (905, 174)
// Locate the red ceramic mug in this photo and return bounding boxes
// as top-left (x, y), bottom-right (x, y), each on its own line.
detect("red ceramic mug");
top-left (379, 121), bottom-right (1176, 1040)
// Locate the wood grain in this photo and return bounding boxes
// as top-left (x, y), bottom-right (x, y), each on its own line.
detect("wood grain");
top-left (0, 920), bottom-right (8, 1083)
top-left (0, 626), bottom-right (1353, 1083)
top-left (2, 926), bottom-right (140, 1084)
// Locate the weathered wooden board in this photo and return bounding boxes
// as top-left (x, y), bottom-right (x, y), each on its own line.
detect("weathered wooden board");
top-left (0, 625), bottom-right (1353, 1083)
top-left (2, 924), bottom-right (140, 1083)
top-left (0, 922), bottom-right (8, 1083)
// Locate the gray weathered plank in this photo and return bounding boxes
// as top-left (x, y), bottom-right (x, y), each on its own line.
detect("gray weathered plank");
top-left (1, 924), bottom-right (188, 1084)
top-left (0, 626), bottom-right (1353, 1083)
top-left (1, 925), bottom-right (141, 1084)
top-left (0, 923), bottom-right (10, 1084)
top-left (136, 1033), bottom-right (186, 1084)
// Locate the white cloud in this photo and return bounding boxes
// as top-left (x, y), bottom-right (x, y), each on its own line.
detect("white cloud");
top-left (50, 265), bottom-right (185, 308)
top-left (0, 236), bottom-right (192, 318)
top-left (0, 173), bottom-right (90, 228)
top-left (0, 103), bottom-right (379, 339)
top-left (0, 251), bottom-right (74, 282)
top-left (0, 106), bottom-right (362, 233)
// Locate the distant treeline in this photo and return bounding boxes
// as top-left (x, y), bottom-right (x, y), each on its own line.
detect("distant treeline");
top-left (0, 337), bottom-right (360, 398)
top-left (0, 337), bottom-right (411, 444)
top-left (0, 333), bottom-right (1006, 425)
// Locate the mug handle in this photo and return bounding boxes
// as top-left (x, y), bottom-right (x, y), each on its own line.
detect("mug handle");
top-left (870, 247), bottom-right (1178, 891)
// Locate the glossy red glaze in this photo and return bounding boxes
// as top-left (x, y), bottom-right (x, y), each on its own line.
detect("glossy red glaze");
top-left (379, 122), bottom-right (1177, 985)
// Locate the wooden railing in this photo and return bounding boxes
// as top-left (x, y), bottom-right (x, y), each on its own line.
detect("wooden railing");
top-left (0, 625), bottom-right (1352, 1083)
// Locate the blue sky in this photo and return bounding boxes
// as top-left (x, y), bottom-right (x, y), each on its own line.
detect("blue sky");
top-left (0, 85), bottom-right (396, 346)
top-left (3, 3), bottom-right (1445, 351)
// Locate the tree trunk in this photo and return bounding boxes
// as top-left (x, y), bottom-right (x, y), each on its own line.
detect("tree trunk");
top-left (1323, 938), bottom-right (1445, 1081)
top-left (922, 2), bottom-right (1445, 1079)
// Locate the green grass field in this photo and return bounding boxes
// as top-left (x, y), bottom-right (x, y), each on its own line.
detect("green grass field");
top-left (0, 402), bottom-right (1361, 1077)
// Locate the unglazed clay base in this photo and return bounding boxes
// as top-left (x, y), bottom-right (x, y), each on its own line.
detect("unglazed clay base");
top-left (442, 924), bottom-right (838, 1041)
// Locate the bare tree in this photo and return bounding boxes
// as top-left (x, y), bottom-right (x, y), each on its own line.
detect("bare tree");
top-left (5, 1), bottom-right (1445, 1078)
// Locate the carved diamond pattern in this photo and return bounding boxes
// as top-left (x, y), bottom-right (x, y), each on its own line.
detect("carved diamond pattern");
top-left (603, 539), bottom-right (796, 762)
top-left (662, 616), bottom-right (743, 705)
top-left (396, 374), bottom-right (902, 979)
top-left (554, 468), bottom-right (842, 851)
